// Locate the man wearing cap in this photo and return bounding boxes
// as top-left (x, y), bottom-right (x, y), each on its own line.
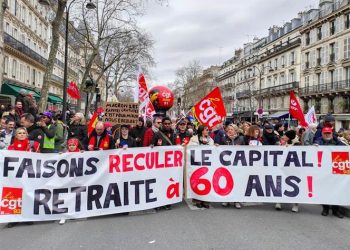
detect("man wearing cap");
top-left (313, 113), bottom-right (338, 143)
top-left (314, 127), bottom-right (345, 218)
top-left (262, 124), bottom-right (279, 145)
top-left (88, 121), bottom-right (115, 151)
top-left (36, 111), bottom-right (57, 153)
top-left (175, 119), bottom-right (192, 145)
top-left (130, 117), bottom-right (146, 147)
top-left (115, 124), bottom-right (136, 148)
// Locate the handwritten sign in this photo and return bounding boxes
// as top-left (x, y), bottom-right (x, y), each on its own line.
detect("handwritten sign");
top-left (103, 102), bottom-right (139, 126)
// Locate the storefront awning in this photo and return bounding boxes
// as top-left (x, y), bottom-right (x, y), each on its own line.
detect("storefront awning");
top-left (48, 94), bottom-right (63, 104)
top-left (269, 111), bottom-right (290, 119)
top-left (1, 81), bottom-right (40, 99)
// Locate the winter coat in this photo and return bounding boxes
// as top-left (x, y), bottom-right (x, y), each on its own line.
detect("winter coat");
top-left (151, 128), bottom-right (176, 146)
top-left (88, 130), bottom-right (115, 150)
top-left (129, 126), bottom-right (147, 147)
top-left (68, 123), bottom-right (88, 148)
top-left (115, 136), bottom-right (137, 148)
top-left (314, 137), bottom-right (344, 146)
top-left (189, 135), bottom-right (214, 146)
top-left (262, 130), bottom-right (279, 145)
top-left (219, 134), bottom-right (245, 145)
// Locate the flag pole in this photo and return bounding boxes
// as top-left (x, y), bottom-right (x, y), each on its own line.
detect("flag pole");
top-left (288, 113), bottom-right (291, 129)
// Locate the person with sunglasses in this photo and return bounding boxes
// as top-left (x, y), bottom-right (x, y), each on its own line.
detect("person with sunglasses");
top-left (143, 116), bottom-right (162, 146)
top-left (151, 117), bottom-right (176, 147)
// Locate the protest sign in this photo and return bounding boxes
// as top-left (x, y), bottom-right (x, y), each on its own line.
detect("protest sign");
top-left (186, 145), bottom-right (350, 205)
top-left (103, 102), bottom-right (139, 126)
top-left (0, 147), bottom-right (183, 223)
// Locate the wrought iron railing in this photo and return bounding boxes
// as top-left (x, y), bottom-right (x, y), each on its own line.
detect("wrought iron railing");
top-left (4, 32), bottom-right (47, 66)
top-left (299, 80), bottom-right (350, 95)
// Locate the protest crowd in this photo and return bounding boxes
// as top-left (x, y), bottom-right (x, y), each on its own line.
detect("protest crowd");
top-left (0, 87), bottom-right (349, 228)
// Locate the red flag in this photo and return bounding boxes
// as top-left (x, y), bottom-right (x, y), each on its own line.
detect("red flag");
top-left (87, 107), bottom-right (104, 135)
top-left (138, 71), bottom-right (150, 112)
top-left (67, 81), bottom-right (81, 99)
top-left (289, 90), bottom-right (308, 127)
top-left (145, 101), bottom-right (155, 120)
top-left (191, 87), bottom-right (226, 129)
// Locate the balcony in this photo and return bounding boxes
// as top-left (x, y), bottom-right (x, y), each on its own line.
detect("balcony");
top-left (299, 80), bottom-right (350, 96)
top-left (4, 32), bottom-right (47, 66)
top-left (257, 82), bottom-right (299, 97)
top-left (260, 38), bottom-right (301, 61)
top-left (51, 74), bottom-right (64, 84)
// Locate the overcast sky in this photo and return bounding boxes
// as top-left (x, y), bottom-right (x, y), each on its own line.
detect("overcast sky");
top-left (139, 0), bottom-right (320, 85)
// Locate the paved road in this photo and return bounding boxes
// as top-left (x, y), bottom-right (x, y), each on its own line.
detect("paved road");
top-left (1, 202), bottom-right (349, 250)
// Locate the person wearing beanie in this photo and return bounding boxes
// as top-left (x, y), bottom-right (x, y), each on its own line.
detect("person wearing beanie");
top-left (262, 124), bottom-right (279, 145)
top-left (37, 111), bottom-right (57, 153)
top-left (130, 117), bottom-right (146, 147)
top-left (313, 113), bottom-right (338, 143)
top-left (115, 124), bottom-right (136, 149)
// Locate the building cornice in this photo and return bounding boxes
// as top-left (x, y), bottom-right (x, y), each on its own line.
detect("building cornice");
top-left (4, 44), bottom-right (46, 71)
top-left (300, 3), bottom-right (350, 34)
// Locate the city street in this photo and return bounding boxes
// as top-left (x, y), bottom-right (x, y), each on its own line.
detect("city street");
top-left (1, 201), bottom-right (349, 250)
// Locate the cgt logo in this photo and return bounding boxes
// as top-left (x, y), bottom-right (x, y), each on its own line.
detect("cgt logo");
top-left (0, 187), bottom-right (23, 215)
top-left (332, 152), bottom-right (350, 175)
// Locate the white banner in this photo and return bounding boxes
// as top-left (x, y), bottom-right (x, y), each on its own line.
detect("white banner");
top-left (0, 147), bottom-right (184, 223)
top-left (186, 145), bottom-right (350, 205)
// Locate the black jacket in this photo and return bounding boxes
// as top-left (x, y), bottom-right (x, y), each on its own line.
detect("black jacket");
top-left (262, 130), bottom-right (279, 145)
top-left (219, 134), bottom-right (246, 145)
top-left (151, 128), bottom-right (176, 146)
top-left (68, 123), bottom-right (87, 141)
top-left (129, 126), bottom-right (147, 147)
top-left (27, 124), bottom-right (44, 145)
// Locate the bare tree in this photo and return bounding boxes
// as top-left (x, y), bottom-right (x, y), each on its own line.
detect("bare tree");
top-left (38, 0), bottom-right (68, 113)
top-left (173, 60), bottom-right (202, 110)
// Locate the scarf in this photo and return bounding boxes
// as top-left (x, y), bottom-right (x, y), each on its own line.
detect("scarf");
top-left (8, 138), bottom-right (30, 151)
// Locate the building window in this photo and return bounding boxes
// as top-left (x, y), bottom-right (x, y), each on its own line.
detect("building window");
top-left (27, 66), bottom-right (30, 83)
top-left (281, 56), bottom-right (285, 67)
top-left (317, 27), bottom-right (322, 40)
top-left (12, 60), bottom-right (17, 78)
top-left (20, 64), bottom-right (25, 82)
top-left (330, 20), bottom-right (335, 35)
top-left (5, 23), bottom-right (10, 33)
top-left (32, 69), bottom-right (36, 86)
top-left (4, 56), bottom-right (8, 75)
top-left (330, 43), bottom-right (335, 63)
top-left (22, 6), bottom-right (26, 23)
top-left (346, 14), bottom-right (350, 29)
top-left (344, 37), bottom-right (350, 59)
top-left (305, 32), bottom-right (310, 45)
top-left (290, 51), bottom-right (295, 65)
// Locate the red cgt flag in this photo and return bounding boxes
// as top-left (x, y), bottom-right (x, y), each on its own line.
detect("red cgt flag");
top-left (191, 87), bottom-right (226, 129)
top-left (67, 81), bottom-right (81, 100)
top-left (289, 90), bottom-right (308, 127)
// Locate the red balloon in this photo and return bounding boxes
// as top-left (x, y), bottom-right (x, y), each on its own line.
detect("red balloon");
top-left (149, 86), bottom-right (174, 111)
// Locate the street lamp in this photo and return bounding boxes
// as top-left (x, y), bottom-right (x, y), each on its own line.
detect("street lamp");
top-left (39, 0), bottom-right (96, 123)
top-left (247, 65), bottom-right (274, 112)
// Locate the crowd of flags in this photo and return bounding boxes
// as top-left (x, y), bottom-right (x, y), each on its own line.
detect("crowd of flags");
top-left (87, 68), bottom-right (318, 133)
